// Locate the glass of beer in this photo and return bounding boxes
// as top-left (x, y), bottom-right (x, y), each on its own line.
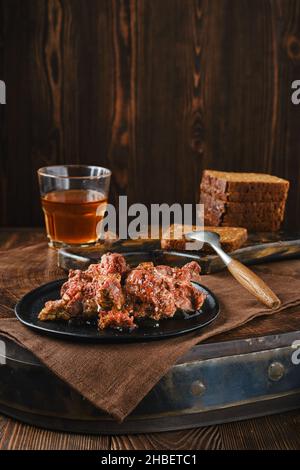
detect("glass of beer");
top-left (37, 165), bottom-right (111, 248)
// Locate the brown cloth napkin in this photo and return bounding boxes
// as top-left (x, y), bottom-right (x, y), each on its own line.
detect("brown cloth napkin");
top-left (1, 252), bottom-right (300, 422)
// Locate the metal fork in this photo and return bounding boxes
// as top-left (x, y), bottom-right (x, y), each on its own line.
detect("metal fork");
top-left (186, 231), bottom-right (281, 309)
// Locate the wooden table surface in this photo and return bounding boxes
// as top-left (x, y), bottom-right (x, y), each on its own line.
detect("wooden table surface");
top-left (0, 228), bottom-right (300, 451)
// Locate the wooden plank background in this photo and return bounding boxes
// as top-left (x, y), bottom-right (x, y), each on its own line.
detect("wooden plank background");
top-left (1, 0), bottom-right (300, 229)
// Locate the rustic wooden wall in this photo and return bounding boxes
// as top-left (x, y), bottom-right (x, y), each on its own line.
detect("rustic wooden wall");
top-left (1, 0), bottom-right (300, 229)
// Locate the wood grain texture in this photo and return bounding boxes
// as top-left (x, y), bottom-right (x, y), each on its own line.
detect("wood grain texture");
top-left (0, 417), bottom-right (110, 450)
top-left (111, 427), bottom-right (223, 450)
top-left (219, 411), bottom-right (300, 450)
top-left (1, 1), bottom-right (300, 229)
top-left (0, 228), bottom-right (46, 250)
top-left (0, 411), bottom-right (300, 450)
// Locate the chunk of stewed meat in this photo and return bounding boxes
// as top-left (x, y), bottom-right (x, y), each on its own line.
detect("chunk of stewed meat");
top-left (38, 253), bottom-right (205, 329)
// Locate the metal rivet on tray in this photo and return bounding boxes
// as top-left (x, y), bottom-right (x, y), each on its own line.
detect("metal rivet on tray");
top-left (191, 380), bottom-right (206, 396)
top-left (268, 362), bottom-right (285, 381)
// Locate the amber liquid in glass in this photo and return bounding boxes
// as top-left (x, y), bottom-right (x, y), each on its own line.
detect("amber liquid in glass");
top-left (41, 189), bottom-right (107, 245)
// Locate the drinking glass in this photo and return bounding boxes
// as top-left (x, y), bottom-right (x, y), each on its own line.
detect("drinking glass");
top-left (37, 165), bottom-right (111, 248)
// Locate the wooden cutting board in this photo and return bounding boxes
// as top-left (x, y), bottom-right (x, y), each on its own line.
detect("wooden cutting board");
top-left (58, 231), bottom-right (300, 274)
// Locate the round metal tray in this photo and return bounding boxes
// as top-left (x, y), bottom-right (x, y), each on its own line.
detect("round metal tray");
top-left (1, 331), bottom-right (300, 434)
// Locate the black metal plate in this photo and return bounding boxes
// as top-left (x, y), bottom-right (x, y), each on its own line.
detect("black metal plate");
top-left (15, 279), bottom-right (220, 342)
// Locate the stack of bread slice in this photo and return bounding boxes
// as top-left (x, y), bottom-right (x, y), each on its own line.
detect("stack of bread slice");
top-left (200, 170), bottom-right (289, 232)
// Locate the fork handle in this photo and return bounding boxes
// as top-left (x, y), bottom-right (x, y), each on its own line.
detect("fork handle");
top-left (227, 259), bottom-right (281, 309)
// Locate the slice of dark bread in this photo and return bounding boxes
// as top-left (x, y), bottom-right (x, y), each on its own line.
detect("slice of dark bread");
top-left (201, 192), bottom-right (286, 213)
top-left (204, 211), bottom-right (283, 232)
top-left (161, 224), bottom-right (248, 253)
top-left (203, 205), bottom-right (284, 231)
top-left (201, 170), bottom-right (289, 202)
top-left (201, 192), bottom-right (286, 229)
